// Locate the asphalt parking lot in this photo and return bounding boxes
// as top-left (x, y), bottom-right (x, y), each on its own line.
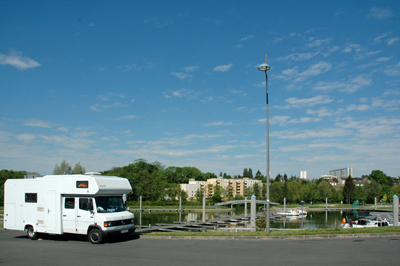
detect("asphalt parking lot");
top-left (0, 229), bottom-right (399, 266)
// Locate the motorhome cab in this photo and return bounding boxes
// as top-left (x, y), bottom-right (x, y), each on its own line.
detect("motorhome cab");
top-left (4, 173), bottom-right (135, 244)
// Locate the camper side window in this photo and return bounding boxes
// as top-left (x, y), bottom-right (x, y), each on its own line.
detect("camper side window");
top-left (65, 198), bottom-right (75, 209)
top-left (79, 198), bottom-right (93, 211)
top-left (25, 193), bottom-right (37, 203)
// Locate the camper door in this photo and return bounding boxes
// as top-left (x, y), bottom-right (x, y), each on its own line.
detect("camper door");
top-left (62, 197), bottom-right (95, 234)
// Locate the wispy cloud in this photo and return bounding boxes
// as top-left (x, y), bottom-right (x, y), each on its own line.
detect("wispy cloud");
top-left (213, 64), bottom-right (233, 72)
top-left (277, 61), bottom-right (332, 83)
top-left (387, 38), bottom-right (399, 45)
top-left (172, 65), bottom-right (199, 80)
top-left (0, 52), bottom-right (41, 70)
top-left (22, 119), bottom-right (52, 128)
top-left (278, 95), bottom-right (334, 109)
top-left (268, 115), bottom-right (322, 125)
top-left (240, 35), bottom-right (254, 41)
top-left (313, 75), bottom-right (372, 93)
top-left (204, 121), bottom-right (233, 127)
top-left (171, 72), bottom-right (193, 80)
top-left (368, 7), bottom-right (393, 20)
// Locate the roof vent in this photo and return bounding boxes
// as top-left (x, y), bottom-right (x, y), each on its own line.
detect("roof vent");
top-left (84, 172), bottom-right (102, 176)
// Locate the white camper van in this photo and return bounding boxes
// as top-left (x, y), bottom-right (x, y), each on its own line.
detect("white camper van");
top-left (3, 173), bottom-right (135, 244)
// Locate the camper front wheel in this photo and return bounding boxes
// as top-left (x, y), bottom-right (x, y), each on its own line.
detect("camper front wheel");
top-left (26, 226), bottom-right (37, 240)
top-left (88, 229), bottom-right (103, 244)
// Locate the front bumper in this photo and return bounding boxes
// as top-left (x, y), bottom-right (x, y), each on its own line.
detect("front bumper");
top-left (101, 225), bottom-right (136, 237)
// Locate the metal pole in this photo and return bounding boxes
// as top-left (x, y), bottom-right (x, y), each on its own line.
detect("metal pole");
top-left (393, 195), bottom-right (399, 226)
top-left (284, 197), bottom-right (286, 211)
top-left (265, 54), bottom-right (270, 234)
top-left (251, 195), bottom-right (256, 231)
top-left (202, 196), bottom-right (206, 222)
top-left (245, 197), bottom-right (248, 217)
top-left (140, 196), bottom-right (142, 226)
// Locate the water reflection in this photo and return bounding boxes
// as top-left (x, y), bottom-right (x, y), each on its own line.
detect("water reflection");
top-left (133, 208), bottom-right (371, 229)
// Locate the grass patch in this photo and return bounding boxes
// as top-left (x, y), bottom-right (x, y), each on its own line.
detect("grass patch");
top-left (142, 226), bottom-right (400, 237)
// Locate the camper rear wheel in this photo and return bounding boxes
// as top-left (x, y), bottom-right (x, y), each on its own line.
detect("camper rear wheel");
top-left (88, 229), bottom-right (103, 244)
top-left (26, 226), bottom-right (37, 240)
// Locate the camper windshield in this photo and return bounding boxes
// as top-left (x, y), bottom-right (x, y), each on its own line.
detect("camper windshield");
top-left (95, 196), bottom-right (126, 213)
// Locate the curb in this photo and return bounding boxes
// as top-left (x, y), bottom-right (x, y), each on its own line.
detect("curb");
top-left (140, 232), bottom-right (400, 241)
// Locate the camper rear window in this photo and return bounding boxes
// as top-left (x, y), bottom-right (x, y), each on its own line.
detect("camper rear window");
top-left (76, 181), bottom-right (89, 188)
top-left (25, 193), bottom-right (37, 203)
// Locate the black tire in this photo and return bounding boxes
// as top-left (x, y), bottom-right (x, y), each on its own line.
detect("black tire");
top-left (88, 229), bottom-right (103, 244)
top-left (26, 226), bottom-right (37, 240)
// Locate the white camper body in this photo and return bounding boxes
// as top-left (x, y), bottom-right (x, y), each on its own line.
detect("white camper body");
top-left (4, 174), bottom-right (135, 244)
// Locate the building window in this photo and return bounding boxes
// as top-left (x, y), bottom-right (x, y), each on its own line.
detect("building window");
top-left (25, 193), bottom-right (37, 203)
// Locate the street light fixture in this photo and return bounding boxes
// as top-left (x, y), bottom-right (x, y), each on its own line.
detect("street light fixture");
top-left (258, 55), bottom-right (271, 233)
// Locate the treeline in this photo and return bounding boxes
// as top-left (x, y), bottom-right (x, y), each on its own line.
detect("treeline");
top-left (269, 170), bottom-right (400, 205)
top-left (1, 159), bottom-right (399, 206)
top-left (102, 159), bottom-right (220, 202)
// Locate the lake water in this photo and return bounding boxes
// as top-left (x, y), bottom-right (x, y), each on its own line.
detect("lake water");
top-left (132, 207), bottom-right (371, 229)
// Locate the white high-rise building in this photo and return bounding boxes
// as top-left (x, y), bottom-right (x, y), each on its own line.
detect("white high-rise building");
top-left (300, 171), bottom-right (307, 180)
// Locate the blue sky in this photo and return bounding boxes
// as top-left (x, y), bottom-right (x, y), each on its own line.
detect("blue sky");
top-left (1, 1), bottom-right (399, 178)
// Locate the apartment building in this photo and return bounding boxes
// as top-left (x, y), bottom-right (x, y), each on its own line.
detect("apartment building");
top-left (180, 176), bottom-right (262, 200)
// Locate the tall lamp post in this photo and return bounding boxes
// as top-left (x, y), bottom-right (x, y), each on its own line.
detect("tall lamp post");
top-left (258, 54), bottom-right (271, 233)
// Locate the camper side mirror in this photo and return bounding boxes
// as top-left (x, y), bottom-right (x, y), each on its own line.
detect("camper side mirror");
top-left (87, 199), bottom-right (94, 211)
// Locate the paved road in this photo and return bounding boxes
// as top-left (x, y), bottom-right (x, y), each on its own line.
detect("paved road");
top-left (0, 230), bottom-right (399, 266)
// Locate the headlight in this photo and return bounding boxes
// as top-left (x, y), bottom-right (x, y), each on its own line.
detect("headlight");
top-left (104, 222), bottom-right (112, 227)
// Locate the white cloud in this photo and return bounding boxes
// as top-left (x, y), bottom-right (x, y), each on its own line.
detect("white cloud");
top-left (268, 115), bottom-right (321, 126)
top-left (306, 38), bottom-right (331, 48)
top-left (184, 66), bottom-right (199, 72)
top-left (22, 119), bottom-right (52, 128)
top-left (347, 104), bottom-right (371, 111)
top-left (279, 95), bottom-right (334, 109)
top-left (240, 35), bottom-right (254, 41)
top-left (369, 7), bottom-right (393, 20)
top-left (278, 52), bottom-right (320, 61)
top-left (342, 43), bottom-right (362, 53)
top-left (387, 38), bottom-right (399, 45)
top-left (272, 128), bottom-right (350, 140)
top-left (277, 61), bottom-right (332, 83)
top-left (204, 121), bottom-right (233, 127)
top-left (112, 115), bottom-right (139, 120)
top-left (171, 72), bottom-right (193, 80)
top-left (313, 75), bottom-right (372, 93)
top-left (213, 64), bottom-right (233, 72)
top-left (15, 133), bottom-right (36, 143)
top-left (0, 52), bottom-right (41, 70)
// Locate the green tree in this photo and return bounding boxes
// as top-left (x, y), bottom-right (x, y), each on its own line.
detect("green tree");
top-left (211, 185), bottom-right (224, 204)
top-left (72, 162), bottom-right (86, 174)
top-left (353, 186), bottom-right (367, 205)
top-left (318, 180), bottom-right (334, 201)
top-left (243, 168), bottom-right (249, 178)
top-left (270, 182), bottom-right (283, 203)
top-left (248, 168), bottom-right (253, 179)
top-left (364, 180), bottom-right (382, 203)
top-left (53, 160), bottom-right (72, 175)
top-left (255, 170), bottom-right (263, 180)
top-left (253, 183), bottom-right (261, 198)
top-left (195, 188), bottom-right (204, 204)
top-left (342, 176), bottom-right (356, 204)
top-left (369, 170), bottom-right (393, 199)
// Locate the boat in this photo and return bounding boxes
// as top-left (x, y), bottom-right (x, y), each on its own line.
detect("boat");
top-left (341, 217), bottom-right (392, 228)
top-left (276, 208), bottom-right (307, 216)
